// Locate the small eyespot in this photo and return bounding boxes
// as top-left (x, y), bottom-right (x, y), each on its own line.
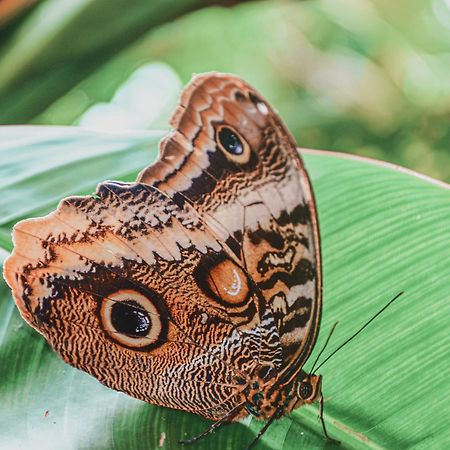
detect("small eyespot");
top-left (218, 126), bottom-right (243, 155)
top-left (100, 289), bottom-right (163, 350)
top-left (248, 92), bottom-right (269, 115)
top-left (299, 381), bottom-right (313, 400)
top-left (216, 125), bottom-right (251, 164)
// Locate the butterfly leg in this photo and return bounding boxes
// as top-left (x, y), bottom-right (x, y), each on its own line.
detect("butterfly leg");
top-left (245, 405), bottom-right (283, 450)
top-left (179, 402), bottom-right (245, 445)
top-left (319, 392), bottom-right (340, 445)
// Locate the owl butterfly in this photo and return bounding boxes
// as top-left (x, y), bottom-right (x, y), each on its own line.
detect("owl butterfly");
top-left (4, 73), bottom-right (327, 446)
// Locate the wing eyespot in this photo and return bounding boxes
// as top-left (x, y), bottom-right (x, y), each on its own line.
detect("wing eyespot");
top-left (100, 289), bottom-right (163, 350)
top-left (216, 125), bottom-right (251, 164)
top-left (111, 301), bottom-right (150, 336)
top-left (195, 255), bottom-right (252, 308)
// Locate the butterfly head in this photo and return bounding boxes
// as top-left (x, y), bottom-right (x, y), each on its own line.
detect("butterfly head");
top-left (241, 366), bottom-right (322, 420)
top-left (293, 373), bottom-right (322, 407)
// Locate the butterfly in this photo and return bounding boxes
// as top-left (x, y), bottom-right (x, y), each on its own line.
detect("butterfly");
top-left (4, 73), bottom-right (327, 446)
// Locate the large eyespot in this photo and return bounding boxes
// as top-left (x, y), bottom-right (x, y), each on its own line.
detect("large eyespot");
top-left (100, 289), bottom-right (163, 350)
top-left (216, 125), bottom-right (251, 164)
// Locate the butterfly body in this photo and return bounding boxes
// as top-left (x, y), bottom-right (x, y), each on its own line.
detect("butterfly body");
top-left (237, 367), bottom-right (321, 421)
top-left (4, 73), bottom-right (322, 429)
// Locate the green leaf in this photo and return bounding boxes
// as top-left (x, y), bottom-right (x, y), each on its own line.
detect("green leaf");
top-left (0, 126), bottom-right (163, 235)
top-left (0, 127), bottom-right (449, 449)
top-left (0, 0), bottom-right (243, 124)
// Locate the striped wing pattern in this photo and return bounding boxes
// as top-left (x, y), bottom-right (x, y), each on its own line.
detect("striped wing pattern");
top-left (4, 73), bottom-right (321, 422)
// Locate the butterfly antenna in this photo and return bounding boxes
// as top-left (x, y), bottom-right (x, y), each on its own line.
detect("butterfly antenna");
top-left (309, 321), bottom-right (338, 375)
top-left (314, 292), bottom-right (404, 373)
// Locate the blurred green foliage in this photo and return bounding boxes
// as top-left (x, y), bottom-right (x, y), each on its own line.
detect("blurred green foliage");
top-left (0, 0), bottom-right (449, 182)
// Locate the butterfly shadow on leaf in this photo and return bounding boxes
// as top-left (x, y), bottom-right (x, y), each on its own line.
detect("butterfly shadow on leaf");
top-left (102, 403), bottom-right (271, 450)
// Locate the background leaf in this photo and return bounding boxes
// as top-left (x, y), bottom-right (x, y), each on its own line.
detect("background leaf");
top-left (0, 127), bottom-right (448, 449)
top-left (0, 126), bottom-right (163, 236)
top-left (2, 1), bottom-right (450, 182)
top-left (0, 0), bottom-right (253, 124)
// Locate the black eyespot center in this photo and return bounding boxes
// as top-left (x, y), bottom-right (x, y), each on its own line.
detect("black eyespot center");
top-left (111, 300), bottom-right (151, 337)
top-left (299, 381), bottom-right (313, 399)
top-left (218, 126), bottom-right (244, 155)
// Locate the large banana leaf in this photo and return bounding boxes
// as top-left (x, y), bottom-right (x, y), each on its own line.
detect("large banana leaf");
top-left (0, 127), bottom-right (449, 449)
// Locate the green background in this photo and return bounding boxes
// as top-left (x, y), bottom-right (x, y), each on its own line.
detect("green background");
top-left (1, 0), bottom-right (450, 181)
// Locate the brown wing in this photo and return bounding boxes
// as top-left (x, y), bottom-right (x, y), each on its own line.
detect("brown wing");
top-left (4, 182), bottom-right (283, 420)
top-left (4, 73), bottom-right (321, 420)
top-left (138, 73), bottom-right (322, 371)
